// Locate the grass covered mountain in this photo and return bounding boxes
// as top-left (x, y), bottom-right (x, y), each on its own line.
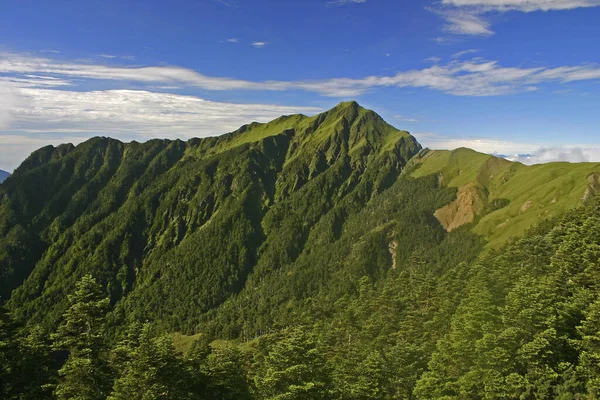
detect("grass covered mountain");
top-left (412, 147), bottom-right (600, 247)
top-left (0, 169), bottom-right (10, 183)
top-left (2, 101), bottom-right (600, 399)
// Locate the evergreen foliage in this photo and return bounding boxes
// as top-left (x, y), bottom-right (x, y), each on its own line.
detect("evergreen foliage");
top-left (0, 102), bottom-right (599, 398)
top-left (52, 275), bottom-right (111, 400)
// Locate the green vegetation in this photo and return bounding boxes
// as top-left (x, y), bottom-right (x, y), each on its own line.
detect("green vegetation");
top-left (1, 102), bottom-right (599, 398)
top-left (412, 148), bottom-right (600, 247)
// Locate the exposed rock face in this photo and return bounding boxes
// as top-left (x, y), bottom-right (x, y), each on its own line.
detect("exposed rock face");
top-left (388, 240), bottom-right (398, 269)
top-left (520, 200), bottom-right (533, 214)
top-left (434, 183), bottom-right (486, 232)
top-left (583, 173), bottom-right (600, 203)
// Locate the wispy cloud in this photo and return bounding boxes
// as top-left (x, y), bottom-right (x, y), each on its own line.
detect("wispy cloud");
top-left (435, 0), bottom-right (600, 37)
top-left (440, 10), bottom-right (494, 36)
top-left (251, 41), bottom-right (267, 48)
top-left (441, 0), bottom-right (600, 12)
top-left (326, 0), bottom-right (367, 5)
top-left (98, 54), bottom-right (136, 60)
top-left (452, 48), bottom-right (480, 58)
top-left (2, 52), bottom-right (600, 97)
top-left (214, 0), bottom-right (239, 7)
top-left (226, 38), bottom-right (239, 43)
top-left (393, 115), bottom-right (420, 123)
top-left (424, 56), bottom-right (442, 63)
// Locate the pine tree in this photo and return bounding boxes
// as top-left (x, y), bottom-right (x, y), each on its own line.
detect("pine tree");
top-left (256, 327), bottom-right (333, 400)
top-left (202, 345), bottom-right (251, 400)
top-left (52, 275), bottom-right (111, 400)
top-left (109, 323), bottom-right (192, 400)
top-left (578, 298), bottom-right (600, 397)
top-left (15, 325), bottom-right (57, 399)
top-left (0, 306), bottom-right (20, 398)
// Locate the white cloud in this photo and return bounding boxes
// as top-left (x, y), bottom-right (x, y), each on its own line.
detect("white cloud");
top-left (452, 48), bottom-right (480, 58)
top-left (393, 115), bottom-right (420, 123)
top-left (417, 132), bottom-right (600, 165)
top-left (1, 52), bottom-right (600, 98)
top-left (507, 147), bottom-right (600, 164)
top-left (326, 0), bottom-right (366, 5)
top-left (416, 132), bottom-right (540, 154)
top-left (99, 54), bottom-right (117, 59)
top-left (226, 38), bottom-right (239, 43)
top-left (0, 88), bottom-right (322, 170)
top-left (425, 56), bottom-right (443, 63)
top-left (442, 11), bottom-right (494, 35)
top-left (251, 41), bottom-right (268, 48)
top-left (5, 88), bottom-right (321, 136)
top-left (436, 0), bottom-right (600, 37)
top-left (441, 0), bottom-right (600, 12)
top-left (214, 0), bottom-right (238, 7)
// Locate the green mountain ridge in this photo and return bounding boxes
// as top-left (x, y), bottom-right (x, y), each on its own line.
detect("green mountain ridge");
top-left (0, 101), bottom-right (422, 332)
top-left (2, 101), bottom-right (600, 399)
top-left (2, 101), bottom-right (598, 332)
top-left (411, 147), bottom-right (600, 247)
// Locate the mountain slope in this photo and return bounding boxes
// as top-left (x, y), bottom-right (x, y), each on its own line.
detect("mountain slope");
top-left (0, 101), bottom-right (422, 333)
top-left (1, 101), bottom-right (598, 341)
top-left (4, 102), bottom-right (600, 398)
top-left (0, 169), bottom-right (9, 183)
top-left (411, 148), bottom-right (600, 247)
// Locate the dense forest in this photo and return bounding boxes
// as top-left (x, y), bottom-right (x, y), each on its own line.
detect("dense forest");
top-left (1, 102), bottom-right (600, 398)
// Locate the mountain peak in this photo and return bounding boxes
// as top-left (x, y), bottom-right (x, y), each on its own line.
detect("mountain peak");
top-left (334, 100), bottom-right (361, 110)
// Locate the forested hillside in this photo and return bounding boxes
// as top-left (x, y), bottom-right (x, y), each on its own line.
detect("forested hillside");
top-left (1, 102), bottom-right (600, 399)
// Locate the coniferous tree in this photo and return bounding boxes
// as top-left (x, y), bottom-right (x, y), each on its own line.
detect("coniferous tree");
top-left (14, 325), bottom-right (57, 399)
top-left (578, 298), bottom-right (600, 397)
top-left (52, 275), bottom-right (111, 400)
top-left (202, 345), bottom-right (251, 400)
top-left (109, 323), bottom-right (192, 400)
top-left (0, 306), bottom-right (20, 398)
top-left (256, 327), bottom-right (333, 400)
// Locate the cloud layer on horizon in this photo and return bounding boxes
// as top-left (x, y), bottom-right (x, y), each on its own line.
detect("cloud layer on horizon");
top-left (420, 131), bottom-right (600, 164)
top-left (507, 146), bottom-right (600, 164)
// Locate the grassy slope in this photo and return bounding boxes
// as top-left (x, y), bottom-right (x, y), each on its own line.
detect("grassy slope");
top-left (412, 148), bottom-right (600, 248)
top-left (210, 101), bottom-right (411, 157)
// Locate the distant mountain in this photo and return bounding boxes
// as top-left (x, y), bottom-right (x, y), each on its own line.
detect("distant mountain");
top-left (2, 101), bottom-right (600, 398)
top-left (0, 169), bottom-right (9, 183)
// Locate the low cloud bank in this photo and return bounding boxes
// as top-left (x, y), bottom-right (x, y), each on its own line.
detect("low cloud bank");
top-left (507, 147), bottom-right (600, 165)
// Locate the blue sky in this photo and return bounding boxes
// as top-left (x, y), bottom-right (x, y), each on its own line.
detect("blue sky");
top-left (1, 0), bottom-right (600, 170)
